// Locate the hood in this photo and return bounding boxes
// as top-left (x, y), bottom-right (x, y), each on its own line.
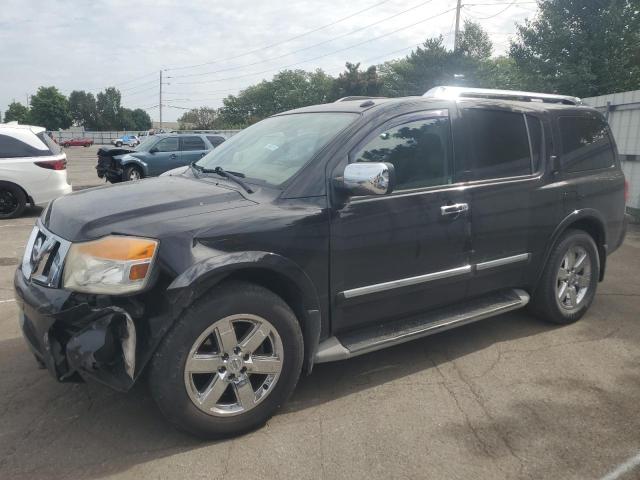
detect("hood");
top-left (45, 175), bottom-right (256, 241)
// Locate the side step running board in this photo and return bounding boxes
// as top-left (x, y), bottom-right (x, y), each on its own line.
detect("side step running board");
top-left (315, 289), bottom-right (529, 364)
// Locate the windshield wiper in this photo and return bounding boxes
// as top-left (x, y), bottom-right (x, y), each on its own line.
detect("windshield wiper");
top-left (201, 166), bottom-right (254, 194)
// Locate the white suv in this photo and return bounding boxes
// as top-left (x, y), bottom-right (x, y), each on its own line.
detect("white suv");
top-left (0, 123), bottom-right (72, 219)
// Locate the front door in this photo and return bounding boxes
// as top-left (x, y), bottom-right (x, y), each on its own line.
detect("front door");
top-left (330, 110), bottom-right (472, 334)
top-left (148, 136), bottom-right (180, 176)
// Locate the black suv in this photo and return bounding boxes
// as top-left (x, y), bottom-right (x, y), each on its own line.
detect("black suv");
top-left (14, 88), bottom-right (627, 438)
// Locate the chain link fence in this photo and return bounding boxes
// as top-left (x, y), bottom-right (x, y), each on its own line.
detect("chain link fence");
top-left (48, 129), bottom-right (242, 145)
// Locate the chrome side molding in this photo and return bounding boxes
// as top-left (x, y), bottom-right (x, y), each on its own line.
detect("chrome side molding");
top-left (476, 253), bottom-right (530, 271)
top-left (341, 265), bottom-right (472, 299)
top-left (340, 253), bottom-right (531, 300)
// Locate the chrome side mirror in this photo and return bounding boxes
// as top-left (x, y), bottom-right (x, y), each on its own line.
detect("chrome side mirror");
top-left (343, 162), bottom-right (395, 196)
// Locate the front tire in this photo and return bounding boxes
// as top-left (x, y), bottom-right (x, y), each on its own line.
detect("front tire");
top-left (115, 141), bottom-right (123, 147)
top-left (123, 165), bottom-right (142, 181)
top-left (531, 229), bottom-right (599, 324)
top-left (149, 281), bottom-right (304, 438)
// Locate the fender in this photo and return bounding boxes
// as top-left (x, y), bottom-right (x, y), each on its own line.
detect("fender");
top-left (535, 208), bottom-right (607, 289)
top-left (167, 250), bottom-right (323, 372)
top-left (118, 155), bottom-right (149, 176)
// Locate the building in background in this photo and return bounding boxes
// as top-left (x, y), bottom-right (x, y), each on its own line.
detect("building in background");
top-left (584, 90), bottom-right (640, 218)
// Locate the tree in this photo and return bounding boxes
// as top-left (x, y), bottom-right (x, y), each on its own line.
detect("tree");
top-left (69, 90), bottom-right (98, 129)
top-left (4, 101), bottom-right (30, 123)
top-left (130, 108), bottom-right (152, 130)
top-left (96, 87), bottom-right (122, 130)
top-left (28, 86), bottom-right (72, 130)
top-left (332, 62), bottom-right (382, 98)
top-left (510, 0), bottom-right (640, 97)
top-left (457, 20), bottom-right (493, 59)
top-left (178, 107), bottom-right (219, 129)
top-left (219, 69), bottom-right (336, 127)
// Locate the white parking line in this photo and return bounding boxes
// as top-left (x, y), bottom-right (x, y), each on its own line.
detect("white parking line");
top-left (601, 452), bottom-right (640, 480)
top-left (0, 299), bottom-right (15, 304)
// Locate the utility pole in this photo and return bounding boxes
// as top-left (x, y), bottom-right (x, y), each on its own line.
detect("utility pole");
top-left (453, 0), bottom-right (462, 52)
top-left (159, 70), bottom-right (163, 130)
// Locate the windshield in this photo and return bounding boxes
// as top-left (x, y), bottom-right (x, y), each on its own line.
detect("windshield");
top-left (135, 136), bottom-right (158, 151)
top-left (196, 112), bottom-right (358, 186)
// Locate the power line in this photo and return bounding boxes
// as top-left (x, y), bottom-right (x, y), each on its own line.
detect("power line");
top-left (463, 0), bottom-right (523, 19)
top-left (165, 0), bottom-right (395, 72)
top-left (174, 6), bottom-right (458, 86)
top-left (168, 0), bottom-right (435, 80)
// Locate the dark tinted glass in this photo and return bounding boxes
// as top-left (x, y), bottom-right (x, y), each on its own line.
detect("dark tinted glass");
top-left (181, 136), bottom-right (205, 151)
top-left (559, 115), bottom-right (614, 172)
top-left (154, 137), bottom-right (179, 152)
top-left (353, 115), bottom-right (452, 190)
top-left (464, 109), bottom-right (532, 180)
top-left (0, 133), bottom-right (52, 158)
top-left (525, 115), bottom-right (542, 172)
top-left (37, 132), bottom-right (61, 155)
top-left (207, 136), bottom-right (225, 147)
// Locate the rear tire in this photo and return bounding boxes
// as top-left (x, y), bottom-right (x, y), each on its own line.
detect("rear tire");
top-left (149, 281), bottom-right (304, 439)
top-left (530, 229), bottom-right (599, 324)
top-left (0, 182), bottom-right (27, 219)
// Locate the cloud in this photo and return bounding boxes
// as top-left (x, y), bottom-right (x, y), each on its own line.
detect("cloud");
top-left (0, 0), bottom-right (537, 122)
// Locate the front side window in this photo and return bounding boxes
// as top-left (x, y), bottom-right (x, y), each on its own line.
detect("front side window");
top-left (463, 108), bottom-right (532, 181)
top-left (352, 114), bottom-right (452, 190)
top-left (559, 114), bottom-right (614, 172)
top-left (154, 137), bottom-right (179, 152)
top-left (181, 136), bottom-right (205, 151)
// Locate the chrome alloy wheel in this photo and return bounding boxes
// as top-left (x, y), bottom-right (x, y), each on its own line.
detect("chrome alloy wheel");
top-left (128, 169), bottom-right (141, 181)
top-left (556, 245), bottom-right (592, 311)
top-left (183, 314), bottom-right (284, 417)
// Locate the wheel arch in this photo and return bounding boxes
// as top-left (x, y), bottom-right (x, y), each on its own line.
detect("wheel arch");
top-left (167, 251), bottom-right (323, 374)
top-left (120, 158), bottom-right (147, 177)
top-left (0, 179), bottom-right (33, 206)
top-left (536, 209), bottom-right (607, 289)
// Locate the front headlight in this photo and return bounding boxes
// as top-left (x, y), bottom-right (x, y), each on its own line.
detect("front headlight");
top-left (63, 236), bottom-right (158, 294)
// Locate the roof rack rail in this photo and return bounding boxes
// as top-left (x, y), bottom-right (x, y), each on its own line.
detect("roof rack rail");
top-left (334, 96), bottom-right (387, 102)
top-left (423, 86), bottom-right (582, 105)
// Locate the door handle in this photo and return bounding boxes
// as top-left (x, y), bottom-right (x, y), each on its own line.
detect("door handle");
top-left (440, 203), bottom-right (469, 216)
top-left (170, 154), bottom-right (176, 159)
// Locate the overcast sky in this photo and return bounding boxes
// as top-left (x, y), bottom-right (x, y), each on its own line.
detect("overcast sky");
top-left (0, 0), bottom-right (538, 123)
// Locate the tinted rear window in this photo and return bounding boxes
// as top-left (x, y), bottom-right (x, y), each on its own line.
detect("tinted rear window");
top-left (207, 136), bottom-right (225, 147)
top-left (37, 132), bottom-right (62, 155)
top-left (559, 114), bottom-right (614, 172)
top-left (463, 109), bottom-right (532, 180)
top-left (181, 136), bottom-right (206, 151)
top-left (0, 132), bottom-right (53, 158)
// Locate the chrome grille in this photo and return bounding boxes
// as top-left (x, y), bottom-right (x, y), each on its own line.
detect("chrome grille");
top-left (22, 223), bottom-right (71, 288)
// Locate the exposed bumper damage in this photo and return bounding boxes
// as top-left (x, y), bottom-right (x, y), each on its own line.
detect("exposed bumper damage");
top-left (96, 146), bottom-right (135, 182)
top-left (14, 268), bottom-right (177, 392)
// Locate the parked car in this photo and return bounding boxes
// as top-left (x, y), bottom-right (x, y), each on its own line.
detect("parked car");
top-left (112, 135), bottom-right (140, 147)
top-left (0, 123), bottom-right (72, 219)
top-left (61, 137), bottom-right (93, 148)
top-left (97, 133), bottom-right (223, 182)
top-left (14, 88), bottom-right (628, 438)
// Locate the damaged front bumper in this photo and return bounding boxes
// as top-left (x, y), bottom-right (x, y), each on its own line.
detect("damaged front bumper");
top-left (15, 268), bottom-right (141, 391)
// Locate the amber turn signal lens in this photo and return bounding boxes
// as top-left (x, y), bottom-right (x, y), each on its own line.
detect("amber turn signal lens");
top-left (129, 263), bottom-right (150, 281)
top-left (74, 236), bottom-right (157, 261)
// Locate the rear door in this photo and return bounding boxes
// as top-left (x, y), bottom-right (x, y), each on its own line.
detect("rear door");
top-left (147, 136), bottom-right (180, 175)
top-left (330, 109), bottom-right (472, 334)
top-left (180, 135), bottom-right (208, 165)
top-left (456, 104), bottom-right (550, 297)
